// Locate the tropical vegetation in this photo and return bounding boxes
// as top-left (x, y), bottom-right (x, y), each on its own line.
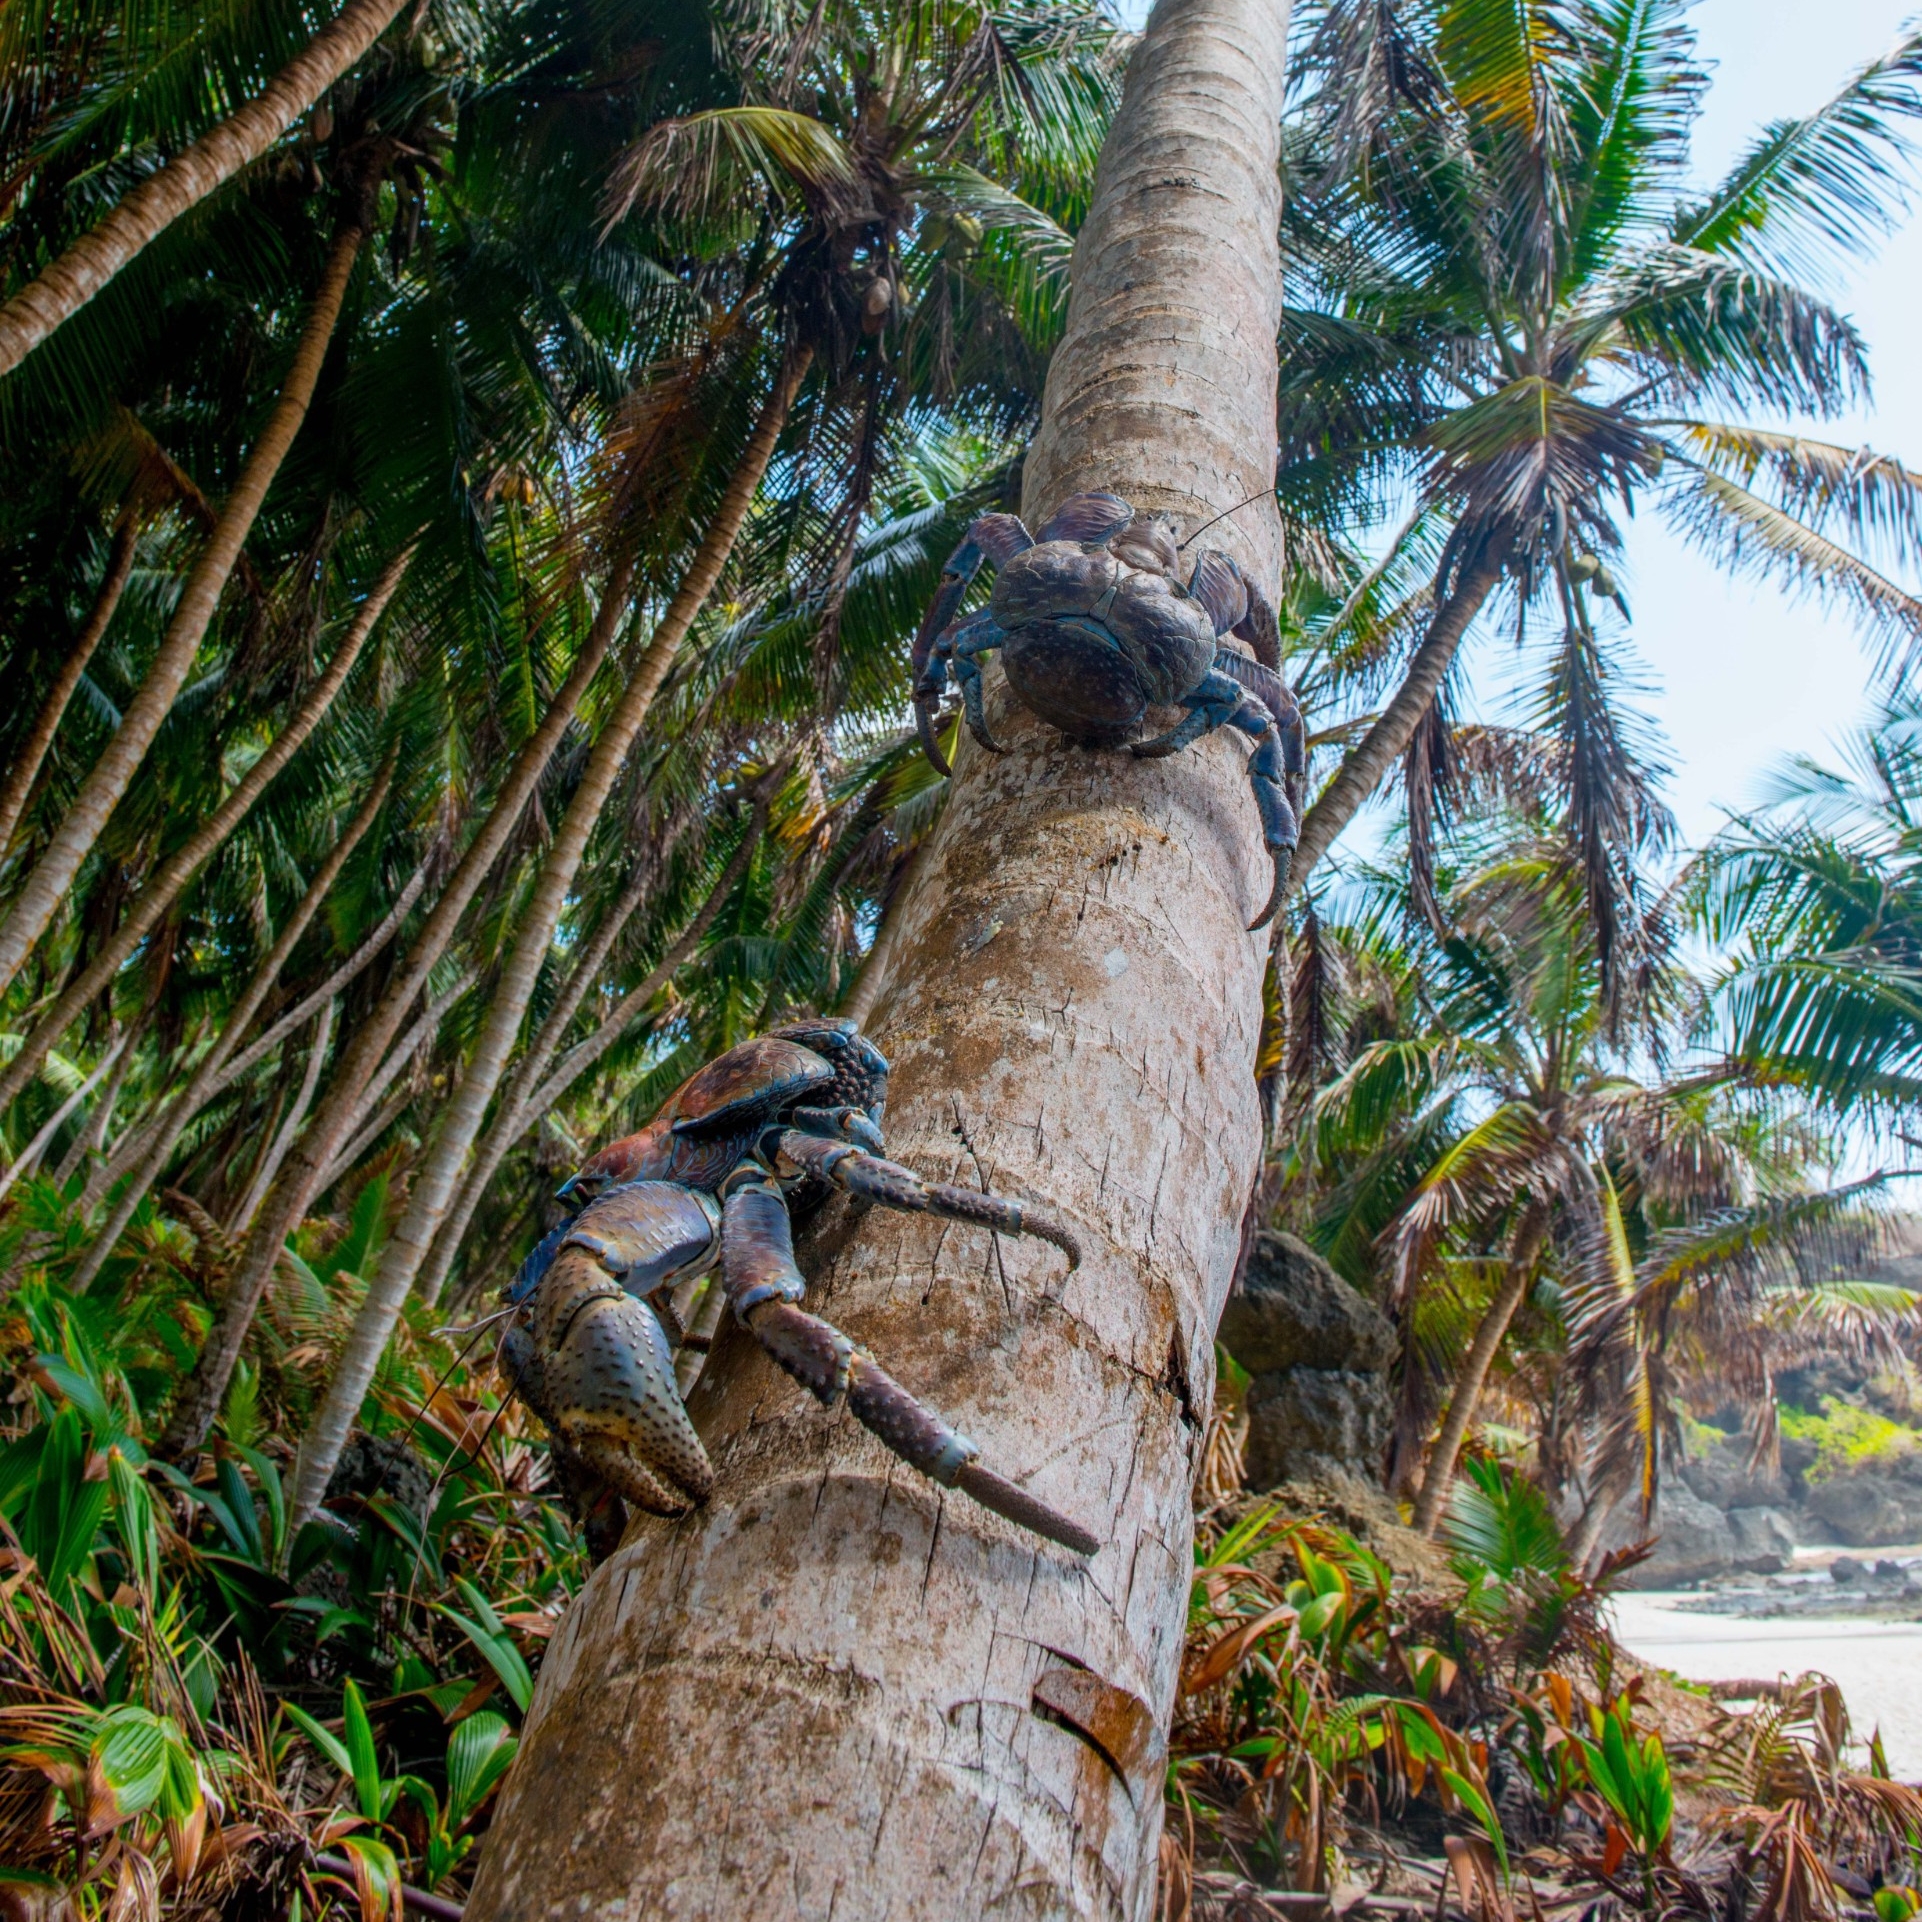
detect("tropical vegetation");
top-left (4, 0), bottom-right (1922, 1913)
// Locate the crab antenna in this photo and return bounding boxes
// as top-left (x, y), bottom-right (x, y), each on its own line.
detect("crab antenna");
top-left (1176, 483), bottom-right (1279, 551)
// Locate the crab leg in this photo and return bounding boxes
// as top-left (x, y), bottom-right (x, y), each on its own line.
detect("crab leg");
top-left (911, 541), bottom-right (989, 775)
top-left (773, 1129), bottom-right (1080, 1268)
top-left (720, 1177), bottom-right (1099, 1555)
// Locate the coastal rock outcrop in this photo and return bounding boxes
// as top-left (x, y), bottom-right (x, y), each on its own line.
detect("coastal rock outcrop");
top-left (1219, 1231), bottom-right (1397, 1489)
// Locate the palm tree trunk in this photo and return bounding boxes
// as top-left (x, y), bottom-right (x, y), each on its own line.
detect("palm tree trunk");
top-left (0, 1036), bottom-right (127, 1204)
top-left (228, 1001), bottom-right (336, 1235)
top-left (413, 813), bottom-right (762, 1306)
top-left (210, 849), bottom-right (430, 1097)
top-left (467, 4), bottom-right (1289, 1912)
top-left (841, 847), bottom-right (922, 1029)
top-left (62, 1005), bottom-right (151, 1195)
top-left (1411, 1204), bottom-right (1549, 1537)
top-left (0, 221), bottom-right (366, 1001)
top-left (0, 0), bottom-right (406, 377)
top-left (69, 766), bottom-right (392, 1293)
top-left (1289, 536), bottom-right (1509, 891)
top-left (155, 554), bottom-right (629, 1460)
top-left (0, 550), bottom-right (407, 1117)
top-left (290, 349), bottom-right (810, 1535)
top-left (0, 508), bottom-right (138, 865)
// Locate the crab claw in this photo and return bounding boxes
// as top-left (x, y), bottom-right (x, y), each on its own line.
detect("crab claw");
top-left (915, 690), bottom-right (954, 777)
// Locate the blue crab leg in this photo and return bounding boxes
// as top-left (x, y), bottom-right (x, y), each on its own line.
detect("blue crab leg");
top-left (912, 540), bottom-right (990, 774)
top-left (719, 1177), bottom-right (1099, 1556)
top-left (1126, 665), bottom-right (1300, 929)
top-left (947, 614), bottom-right (1008, 755)
top-left (772, 1128), bottom-right (1080, 1269)
top-left (1233, 703), bottom-right (1299, 931)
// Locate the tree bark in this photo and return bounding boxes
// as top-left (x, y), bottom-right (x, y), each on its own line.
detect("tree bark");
top-left (412, 811), bottom-right (763, 1307)
top-left (467, 6), bottom-right (1288, 1915)
top-left (0, 1036), bottom-right (127, 1205)
top-left (0, 0), bottom-right (406, 377)
top-left (0, 549), bottom-right (406, 1117)
top-left (69, 766), bottom-right (392, 1293)
top-left (0, 509), bottom-right (139, 866)
top-left (289, 349), bottom-right (810, 1534)
top-left (0, 221), bottom-right (365, 1001)
top-left (1410, 1204), bottom-right (1548, 1537)
top-left (210, 849), bottom-right (430, 1097)
top-left (154, 557), bottom-right (629, 1460)
top-left (1288, 538), bottom-right (1508, 892)
top-left (228, 1000), bottom-right (336, 1235)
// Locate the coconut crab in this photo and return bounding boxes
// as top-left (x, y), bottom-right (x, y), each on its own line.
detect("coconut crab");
top-left (911, 490), bottom-right (1309, 928)
top-left (499, 1020), bottom-right (1096, 1560)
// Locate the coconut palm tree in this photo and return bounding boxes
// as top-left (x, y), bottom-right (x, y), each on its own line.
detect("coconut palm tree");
top-left (1276, 0), bottom-right (1922, 984)
top-left (1696, 695), bottom-right (1922, 1117)
top-left (466, 0), bottom-right (1294, 1911)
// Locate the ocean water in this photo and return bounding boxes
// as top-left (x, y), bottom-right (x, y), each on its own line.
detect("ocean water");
top-left (1610, 1591), bottom-right (1922, 1780)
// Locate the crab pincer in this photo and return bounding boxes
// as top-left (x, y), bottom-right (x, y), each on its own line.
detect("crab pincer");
top-left (499, 1022), bottom-right (1100, 1562)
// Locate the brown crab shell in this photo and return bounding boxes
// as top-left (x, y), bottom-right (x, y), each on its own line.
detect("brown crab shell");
top-left (991, 541), bottom-right (1218, 735)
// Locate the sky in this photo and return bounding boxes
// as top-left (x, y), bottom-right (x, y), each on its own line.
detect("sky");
top-left (1109, 0), bottom-right (1922, 850)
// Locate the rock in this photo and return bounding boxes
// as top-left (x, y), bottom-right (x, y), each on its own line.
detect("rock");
top-left (1614, 1483), bottom-right (1736, 1588)
top-left (1725, 1506), bottom-right (1797, 1572)
top-left (1681, 1437), bottom-right (1799, 1511)
top-left (1219, 1232), bottom-right (1397, 1376)
top-left (1244, 1367), bottom-right (1393, 1489)
top-left (1831, 1556), bottom-right (1865, 1583)
top-left (1875, 1559), bottom-right (1907, 1580)
top-left (1806, 1472), bottom-right (1922, 1547)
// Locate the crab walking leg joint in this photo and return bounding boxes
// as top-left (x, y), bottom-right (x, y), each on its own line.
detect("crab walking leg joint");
top-left (495, 1022), bottom-right (1096, 1557)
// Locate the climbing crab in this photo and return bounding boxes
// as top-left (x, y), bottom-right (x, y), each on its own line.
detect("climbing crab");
top-left (911, 490), bottom-right (1309, 928)
top-left (499, 1020), bottom-right (1096, 1560)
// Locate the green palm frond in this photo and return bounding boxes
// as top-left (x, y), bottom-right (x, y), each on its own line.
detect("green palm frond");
top-left (1673, 27), bottom-right (1922, 279)
top-left (1662, 463), bottom-right (1922, 682)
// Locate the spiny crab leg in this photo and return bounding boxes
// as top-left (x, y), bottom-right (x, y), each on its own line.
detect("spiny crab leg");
top-left (773, 1129), bottom-right (1082, 1270)
top-left (721, 1176), bottom-right (1100, 1557)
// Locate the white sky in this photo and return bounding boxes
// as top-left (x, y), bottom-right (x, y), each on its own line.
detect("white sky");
top-left (1110, 0), bottom-right (1922, 849)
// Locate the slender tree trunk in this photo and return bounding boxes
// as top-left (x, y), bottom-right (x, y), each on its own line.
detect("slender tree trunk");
top-left (0, 1037), bottom-right (127, 1205)
top-left (0, 509), bottom-right (139, 865)
top-left (290, 350), bottom-right (810, 1534)
top-left (156, 555), bottom-right (629, 1459)
top-left (69, 768), bottom-right (391, 1293)
top-left (413, 812), bottom-right (762, 1307)
top-left (1411, 1204), bottom-right (1548, 1537)
top-left (1288, 538), bottom-right (1508, 892)
top-left (841, 846), bottom-right (923, 1029)
top-left (0, 550), bottom-right (406, 1117)
top-left (0, 0), bottom-right (406, 377)
top-left (63, 1005), bottom-right (151, 1195)
top-left (228, 1001), bottom-right (335, 1235)
top-left (469, 7), bottom-right (1287, 1915)
top-left (0, 222), bottom-right (365, 1000)
top-left (417, 811), bottom-right (761, 1306)
top-left (211, 849), bottom-right (430, 1096)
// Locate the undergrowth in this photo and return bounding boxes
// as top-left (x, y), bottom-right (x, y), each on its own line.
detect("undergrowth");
top-left (0, 1170), bottom-right (579, 1918)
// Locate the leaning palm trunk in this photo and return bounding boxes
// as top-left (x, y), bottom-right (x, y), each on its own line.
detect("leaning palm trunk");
top-left (1289, 536), bottom-right (1508, 891)
top-left (290, 350), bottom-right (810, 1534)
top-left (0, 1037), bottom-right (128, 1207)
top-left (69, 768), bottom-right (392, 1293)
top-left (0, 221), bottom-right (366, 1001)
top-left (0, 0), bottom-right (406, 377)
top-left (228, 1002), bottom-right (336, 1235)
top-left (155, 558), bottom-right (630, 1459)
top-left (412, 813), bottom-right (763, 1307)
top-left (1411, 1203), bottom-right (1549, 1537)
top-left (468, 5), bottom-right (1287, 1913)
top-left (0, 550), bottom-right (407, 1117)
top-left (0, 509), bottom-right (138, 864)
